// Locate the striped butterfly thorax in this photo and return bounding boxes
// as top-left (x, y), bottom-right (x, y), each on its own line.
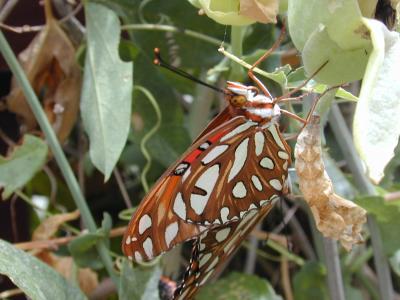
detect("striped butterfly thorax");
top-left (122, 80), bottom-right (291, 297)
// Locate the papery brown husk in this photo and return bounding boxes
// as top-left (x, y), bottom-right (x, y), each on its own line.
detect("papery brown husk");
top-left (295, 115), bottom-right (367, 251)
top-left (6, 16), bottom-right (81, 143)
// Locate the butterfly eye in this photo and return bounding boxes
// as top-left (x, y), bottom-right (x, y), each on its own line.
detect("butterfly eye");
top-left (230, 95), bottom-right (247, 107)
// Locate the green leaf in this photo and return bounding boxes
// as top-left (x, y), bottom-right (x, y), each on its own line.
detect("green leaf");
top-left (119, 258), bottom-right (161, 300)
top-left (288, 0), bottom-right (372, 85)
top-left (197, 272), bottom-right (282, 300)
top-left (389, 249), bottom-right (400, 276)
top-left (68, 232), bottom-right (104, 269)
top-left (0, 134), bottom-right (48, 199)
top-left (68, 213), bottom-right (112, 269)
top-left (0, 239), bottom-right (86, 300)
top-left (353, 19), bottom-right (400, 184)
top-left (293, 262), bottom-right (329, 300)
top-left (354, 195), bottom-right (400, 254)
top-left (81, 2), bottom-right (133, 181)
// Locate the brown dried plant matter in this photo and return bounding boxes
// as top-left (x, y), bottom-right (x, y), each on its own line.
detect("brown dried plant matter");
top-left (31, 211), bottom-right (98, 295)
top-left (239, 0), bottom-right (279, 24)
top-left (6, 0), bottom-right (81, 143)
top-left (294, 116), bottom-right (367, 251)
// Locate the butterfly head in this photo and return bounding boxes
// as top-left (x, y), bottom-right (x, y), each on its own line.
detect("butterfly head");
top-left (225, 81), bottom-right (281, 122)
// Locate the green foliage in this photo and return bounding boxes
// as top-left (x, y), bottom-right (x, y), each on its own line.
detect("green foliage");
top-left (81, 2), bottom-right (133, 181)
top-left (68, 213), bottom-right (113, 269)
top-left (354, 196), bottom-right (400, 254)
top-left (118, 259), bottom-right (161, 300)
top-left (292, 262), bottom-right (329, 300)
top-left (288, 0), bottom-right (371, 85)
top-left (0, 239), bottom-right (87, 300)
top-left (353, 19), bottom-right (400, 184)
top-left (197, 272), bottom-right (282, 300)
top-left (0, 135), bottom-right (48, 199)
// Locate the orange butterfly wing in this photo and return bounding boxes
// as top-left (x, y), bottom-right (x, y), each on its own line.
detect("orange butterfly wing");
top-left (174, 199), bottom-right (278, 300)
top-left (180, 122), bottom-right (291, 225)
top-left (122, 114), bottom-right (246, 261)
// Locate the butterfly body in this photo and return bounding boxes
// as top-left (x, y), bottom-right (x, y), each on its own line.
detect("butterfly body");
top-left (122, 81), bottom-right (290, 260)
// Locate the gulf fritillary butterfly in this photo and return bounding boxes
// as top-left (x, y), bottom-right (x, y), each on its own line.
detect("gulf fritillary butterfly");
top-left (122, 27), bottom-right (321, 299)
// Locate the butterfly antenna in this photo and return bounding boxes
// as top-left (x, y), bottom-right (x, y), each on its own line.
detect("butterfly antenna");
top-left (153, 48), bottom-right (226, 94)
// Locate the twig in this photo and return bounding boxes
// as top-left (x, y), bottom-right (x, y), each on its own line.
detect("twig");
top-left (113, 168), bottom-right (132, 208)
top-left (219, 46), bottom-right (279, 82)
top-left (0, 288), bottom-right (23, 298)
top-left (10, 193), bottom-right (19, 241)
top-left (0, 0), bottom-right (19, 22)
top-left (384, 191), bottom-right (400, 202)
top-left (281, 258), bottom-right (294, 300)
top-left (0, 2), bottom-right (82, 33)
top-left (244, 222), bottom-right (260, 274)
top-left (121, 24), bottom-right (223, 47)
top-left (323, 238), bottom-right (346, 300)
top-left (14, 226), bottom-right (127, 251)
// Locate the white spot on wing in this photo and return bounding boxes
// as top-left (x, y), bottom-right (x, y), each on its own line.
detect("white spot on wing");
top-left (278, 151), bottom-right (289, 160)
top-left (232, 181), bottom-right (247, 198)
top-left (269, 179), bottom-right (282, 191)
top-left (251, 175), bottom-right (263, 191)
top-left (220, 207), bottom-right (230, 223)
top-left (190, 164), bottom-right (220, 215)
top-left (268, 125), bottom-right (286, 150)
top-left (249, 204), bottom-right (257, 210)
top-left (199, 270), bottom-right (214, 286)
top-left (143, 237), bottom-right (153, 259)
top-left (138, 214), bottom-right (152, 234)
top-left (202, 145), bottom-right (229, 164)
top-left (125, 235), bottom-right (131, 245)
top-left (215, 227), bottom-right (231, 242)
top-left (220, 122), bottom-right (256, 142)
top-left (254, 131), bottom-right (265, 156)
top-left (182, 166), bottom-right (191, 182)
top-left (260, 157), bottom-right (274, 169)
top-left (199, 253), bottom-right (212, 268)
top-left (165, 222), bottom-right (179, 247)
top-left (205, 257), bottom-right (219, 273)
top-left (173, 193), bottom-right (186, 220)
top-left (134, 251), bottom-right (143, 262)
top-left (228, 138), bottom-right (249, 182)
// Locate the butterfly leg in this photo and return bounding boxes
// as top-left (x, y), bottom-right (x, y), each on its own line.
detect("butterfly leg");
top-left (274, 61), bottom-right (329, 103)
top-left (247, 25), bottom-right (286, 98)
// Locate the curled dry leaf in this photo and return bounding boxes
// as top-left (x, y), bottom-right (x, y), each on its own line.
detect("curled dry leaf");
top-left (32, 210), bottom-right (80, 241)
top-left (6, 13), bottom-right (81, 143)
top-left (294, 116), bottom-right (367, 251)
top-left (239, 0), bottom-right (279, 24)
top-left (31, 210), bottom-right (98, 295)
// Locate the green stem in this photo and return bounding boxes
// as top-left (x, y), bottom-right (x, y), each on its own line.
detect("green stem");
top-left (229, 25), bottom-right (244, 81)
top-left (121, 24), bottom-right (224, 47)
top-left (0, 31), bottom-right (119, 285)
top-left (328, 104), bottom-right (394, 300)
top-left (134, 86), bottom-right (162, 193)
top-left (266, 239), bottom-right (305, 266)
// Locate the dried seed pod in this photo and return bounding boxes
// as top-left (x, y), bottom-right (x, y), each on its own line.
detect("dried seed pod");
top-left (295, 115), bottom-right (367, 250)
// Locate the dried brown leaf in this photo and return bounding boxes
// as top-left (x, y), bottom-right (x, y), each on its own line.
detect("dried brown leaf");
top-left (239, 0), bottom-right (279, 24)
top-left (32, 210), bottom-right (80, 241)
top-left (295, 116), bottom-right (367, 251)
top-left (36, 252), bottom-right (98, 295)
top-left (31, 209), bottom-right (97, 295)
top-left (6, 4), bottom-right (81, 143)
